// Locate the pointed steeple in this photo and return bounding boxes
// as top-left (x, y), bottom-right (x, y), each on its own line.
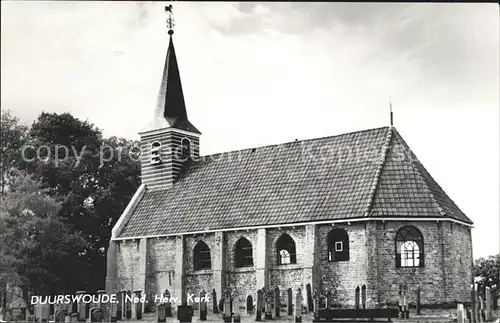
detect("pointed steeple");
top-left (151, 5), bottom-right (200, 134)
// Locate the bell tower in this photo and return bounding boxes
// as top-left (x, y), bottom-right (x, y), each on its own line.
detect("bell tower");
top-left (139, 5), bottom-right (201, 191)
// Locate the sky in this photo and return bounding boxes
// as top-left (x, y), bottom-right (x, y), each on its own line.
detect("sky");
top-left (1, 2), bottom-right (499, 259)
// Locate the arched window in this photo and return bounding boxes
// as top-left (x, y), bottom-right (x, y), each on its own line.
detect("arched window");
top-left (327, 228), bottom-right (349, 262)
top-left (395, 226), bottom-right (424, 268)
top-left (150, 141), bottom-right (161, 165)
top-left (276, 234), bottom-right (296, 265)
top-left (235, 237), bottom-right (253, 267)
top-left (193, 240), bottom-right (211, 270)
top-left (181, 137), bottom-right (191, 161)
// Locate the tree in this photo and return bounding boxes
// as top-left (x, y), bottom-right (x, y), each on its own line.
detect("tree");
top-left (0, 170), bottom-right (88, 296)
top-left (17, 112), bottom-right (140, 291)
top-left (473, 254), bottom-right (500, 291)
top-left (0, 110), bottom-right (28, 195)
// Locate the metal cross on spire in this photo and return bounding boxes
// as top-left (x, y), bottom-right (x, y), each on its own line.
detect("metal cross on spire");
top-left (165, 4), bottom-right (175, 35)
top-left (389, 97), bottom-right (394, 126)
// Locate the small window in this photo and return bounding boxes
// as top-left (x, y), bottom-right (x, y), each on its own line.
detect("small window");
top-left (150, 141), bottom-right (161, 165)
top-left (180, 137), bottom-right (191, 161)
top-left (328, 228), bottom-right (349, 262)
top-left (193, 240), bottom-right (211, 270)
top-left (235, 237), bottom-right (253, 267)
top-left (276, 233), bottom-right (296, 265)
top-left (395, 226), bottom-right (424, 268)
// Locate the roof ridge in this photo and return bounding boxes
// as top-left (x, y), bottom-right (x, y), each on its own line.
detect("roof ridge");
top-left (195, 126), bottom-right (391, 162)
top-left (363, 126), bottom-right (394, 217)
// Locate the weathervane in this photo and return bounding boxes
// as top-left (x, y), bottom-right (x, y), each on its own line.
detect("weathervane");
top-left (165, 4), bottom-right (175, 35)
top-left (389, 97), bottom-right (394, 126)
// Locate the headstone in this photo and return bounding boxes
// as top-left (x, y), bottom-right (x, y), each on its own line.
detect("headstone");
top-left (457, 303), bottom-right (465, 323)
top-left (42, 303), bottom-right (50, 322)
top-left (76, 291), bottom-right (86, 322)
top-left (295, 289), bottom-right (303, 323)
top-left (264, 290), bottom-right (273, 320)
top-left (313, 290), bottom-right (320, 319)
top-left (355, 286), bottom-right (360, 309)
top-left (478, 296), bottom-right (484, 323)
top-left (223, 289), bottom-right (232, 323)
top-left (256, 289), bottom-right (263, 321)
top-left (274, 287), bottom-right (281, 317)
top-left (199, 290), bottom-right (207, 321)
top-left (96, 290), bottom-right (106, 310)
top-left (90, 308), bottom-right (103, 322)
top-left (126, 290), bottom-right (132, 319)
top-left (177, 305), bottom-right (193, 323)
top-left (287, 288), bottom-right (293, 316)
top-left (471, 284), bottom-right (477, 323)
top-left (366, 298), bottom-right (376, 309)
top-left (306, 284), bottom-right (313, 312)
top-left (163, 290), bottom-right (172, 317)
top-left (416, 285), bottom-right (421, 315)
top-left (212, 289), bottom-right (218, 314)
top-left (110, 301), bottom-right (117, 323)
top-left (70, 313), bottom-right (79, 322)
top-left (116, 291), bottom-right (123, 320)
top-left (134, 290), bottom-right (142, 319)
top-left (55, 310), bottom-right (65, 322)
top-left (157, 303), bottom-right (166, 323)
top-left (361, 285), bottom-right (366, 309)
top-left (485, 287), bottom-right (491, 321)
top-left (233, 314), bottom-right (241, 323)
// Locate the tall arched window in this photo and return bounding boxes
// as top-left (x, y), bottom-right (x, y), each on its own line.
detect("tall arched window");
top-left (193, 240), bottom-right (211, 270)
top-left (395, 226), bottom-right (424, 268)
top-left (235, 237), bottom-right (253, 267)
top-left (327, 228), bottom-right (349, 262)
top-left (181, 138), bottom-right (191, 161)
top-left (150, 141), bottom-right (161, 165)
top-left (276, 234), bottom-right (296, 265)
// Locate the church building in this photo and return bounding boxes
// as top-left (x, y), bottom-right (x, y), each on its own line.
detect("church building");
top-left (105, 9), bottom-right (473, 317)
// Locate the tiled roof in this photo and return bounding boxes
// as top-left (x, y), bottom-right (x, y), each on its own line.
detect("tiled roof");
top-left (118, 126), bottom-right (472, 238)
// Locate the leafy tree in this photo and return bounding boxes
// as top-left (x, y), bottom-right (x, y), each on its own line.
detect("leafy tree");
top-left (0, 110), bottom-right (28, 195)
top-left (17, 112), bottom-right (140, 291)
top-left (473, 254), bottom-right (500, 291)
top-left (0, 171), bottom-right (88, 296)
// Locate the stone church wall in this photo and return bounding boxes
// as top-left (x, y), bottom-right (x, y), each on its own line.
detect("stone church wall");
top-left (116, 239), bottom-right (142, 292)
top-left (184, 234), bottom-right (215, 298)
top-left (370, 220), bottom-right (472, 306)
top-left (317, 223), bottom-right (368, 306)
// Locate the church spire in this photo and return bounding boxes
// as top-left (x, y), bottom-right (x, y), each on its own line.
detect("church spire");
top-left (152, 5), bottom-right (200, 134)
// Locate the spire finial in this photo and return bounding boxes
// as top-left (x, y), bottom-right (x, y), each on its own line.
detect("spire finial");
top-left (165, 4), bottom-right (174, 35)
top-left (389, 97), bottom-right (394, 126)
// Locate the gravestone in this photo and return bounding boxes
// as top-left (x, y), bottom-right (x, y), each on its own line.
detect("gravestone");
top-left (157, 304), bottom-right (166, 323)
top-left (116, 291), bottom-right (123, 321)
top-left (247, 295), bottom-right (254, 314)
top-left (306, 284), bottom-right (313, 312)
top-left (199, 290), bottom-right (207, 321)
top-left (177, 305), bottom-right (193, 323)
top-left (265, 290), bottom-right (273, 320)
top-left (126, 290), bottom-right (132, 319)
top-left (90, 308), bottom-right (103, 322)
top-left (110, 301), bottom-right (117, 323)
top-left (76, 291), bottom-right (86, 322)
top-left (287, 288), bottom-right (293, 316)
top-left (313, 290), bottom-right (320, 319)
top-left (233, 314), bottom-right (241, 323)
top-left (478, 296), bottom-right (484, 323)
top-left (212, 289), bottom-right (218, 314)
top-left (55, 310), bottom-right (65, 322)
top-left (256, 289), bottom-right (263, 321)
top-left (295, 289), bottom-right (303, 323)
top-left (366, 298), bottom-right (376, 309)
top-left (134, 290), bottom-right (142, 319)
top-left (485, 287), bottom-right (491, 321)
top-left (274, 287), bottom-right (281, 317)
top-left (163, 290), bottom-right (172, 317)
top-left (457, 303), bottom-right (465, 323)
top-left (355, 286), bottom-right (360, 309)
top-left (223, 289), bottom-right (232, 323)
top-left (361, 285), bottom-right (366, 309)
top-left (70, 313), bottom-right (79, 322)
top-left (471, 284), bottom-right (477, 323)
top-left (416, 285), bottom-right (421, 315)
top-left (42, 303), bottom-right (50, 322)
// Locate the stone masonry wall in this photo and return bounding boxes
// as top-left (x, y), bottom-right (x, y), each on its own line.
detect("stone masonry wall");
top-left (318, 223), bottom-right (368, 306)
top-left (369, 221), bottom-right (472, 306)
top-left (116, 239), bottom-right (141, 292)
